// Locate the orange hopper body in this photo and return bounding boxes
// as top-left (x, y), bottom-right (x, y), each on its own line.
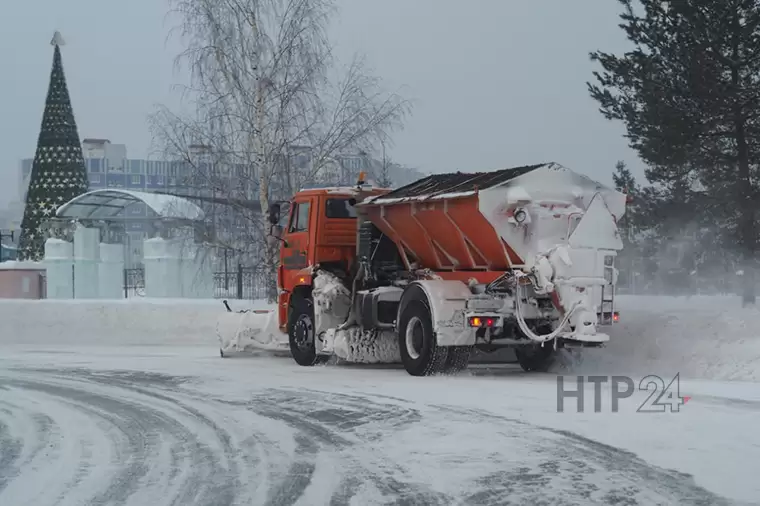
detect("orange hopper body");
top-left (359, 167), bottom-right (540, 285)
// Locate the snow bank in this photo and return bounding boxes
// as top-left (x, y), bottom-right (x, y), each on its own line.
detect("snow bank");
top-left (574, 295), bottom-right (760, 382)
top-left (0, 298), bottom-right (268, 347)
top-left (0, 261), bottom-right (44, 270)
top-left (2, 294), bottom-right (760, 382)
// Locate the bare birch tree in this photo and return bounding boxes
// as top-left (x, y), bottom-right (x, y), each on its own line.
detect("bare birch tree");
top-left (150, 0), bottom-right (411, 300)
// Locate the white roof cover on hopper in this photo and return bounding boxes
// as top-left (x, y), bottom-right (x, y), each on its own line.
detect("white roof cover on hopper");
top-left (55, 189), bottom-right (205, 221)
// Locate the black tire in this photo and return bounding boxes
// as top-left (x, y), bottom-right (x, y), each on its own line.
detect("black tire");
top-left (442, 346), bottom-right (473, 374)
top-left (515, 344), bottom-right (557, 372)
top-left (398, 300), bottom-right (449, 376)
top-left (288, 297), bottom-right (328, 367)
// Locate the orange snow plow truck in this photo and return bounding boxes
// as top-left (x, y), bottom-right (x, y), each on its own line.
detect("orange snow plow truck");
top-left (267, 163), bottom-right (625, 376)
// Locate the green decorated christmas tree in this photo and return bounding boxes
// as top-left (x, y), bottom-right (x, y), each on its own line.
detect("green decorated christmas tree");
top-left (18, 32), bottom-right (89, 261)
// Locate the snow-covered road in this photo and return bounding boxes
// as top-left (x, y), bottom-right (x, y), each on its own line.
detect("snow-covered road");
top-left (1, 342), bottom-right (757, 506)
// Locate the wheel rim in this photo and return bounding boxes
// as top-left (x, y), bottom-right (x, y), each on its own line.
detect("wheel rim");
top-left (405, 316), bottom-right (424, 360)
top-left (293, 314), bottom-right (314, 352)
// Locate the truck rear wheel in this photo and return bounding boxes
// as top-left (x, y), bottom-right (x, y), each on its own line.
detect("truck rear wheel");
top-left (398, 300), bottom-right (448, 376)
top-left (515, 344), bottom-right (557, 372)
top-left (442, 346), bottom-right (472, 374)
top-left (288, 297), bottom-right (328, 367)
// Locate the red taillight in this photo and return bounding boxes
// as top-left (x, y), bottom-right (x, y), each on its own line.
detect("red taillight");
top-left (469, 316), bottom-right (496, 327)
top-left (613, 312), bottom-right (620, 322)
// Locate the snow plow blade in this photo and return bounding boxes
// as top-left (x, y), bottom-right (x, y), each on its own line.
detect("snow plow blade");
top-left (217, 301), bottom-right (289, 356)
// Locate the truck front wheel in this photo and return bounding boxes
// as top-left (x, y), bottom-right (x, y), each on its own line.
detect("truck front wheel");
top-left (288, 297), bottom-right (328, 366)
top-left (398, 300), bottom-right (449, 376)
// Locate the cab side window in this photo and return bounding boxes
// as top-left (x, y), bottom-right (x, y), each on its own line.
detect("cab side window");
top-left (325, 198), bottom-right (357, 219)
top-left (288, 202), bottom-right (311, 233)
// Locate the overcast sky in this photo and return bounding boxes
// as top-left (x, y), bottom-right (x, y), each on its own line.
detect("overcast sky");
top-left (0, 0), bottom-right (642, 207)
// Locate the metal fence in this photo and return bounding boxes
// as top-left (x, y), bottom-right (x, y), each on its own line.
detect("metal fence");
top-left (213, 265), bottom-right (270, 300)
top-left (39, 270), bottom-right (47, 299)
top-left (123, 267), bottom-right (145, 298)
top-left (35, 264), bottom-right (268, 300)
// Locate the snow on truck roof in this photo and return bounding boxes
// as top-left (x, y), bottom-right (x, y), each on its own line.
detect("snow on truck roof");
top-left (363, 163), bottom-right (549, 205)
top-left (297, 186), bottom-right (358, 196)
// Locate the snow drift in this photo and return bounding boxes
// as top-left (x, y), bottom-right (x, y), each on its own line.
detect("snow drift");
top-left (0, 298), bottom-right (254, 346)
top-left (577, 295), bottom-right (760, 382)
top-left (1, 294), bottom-right (759, 382)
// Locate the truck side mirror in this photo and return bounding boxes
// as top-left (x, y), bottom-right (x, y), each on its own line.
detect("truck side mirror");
top-left (268, 203), bottom-right (280, 225)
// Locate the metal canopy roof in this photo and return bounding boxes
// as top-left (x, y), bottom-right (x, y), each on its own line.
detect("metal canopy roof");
top-left (55, 189), bottom-right (205, 221)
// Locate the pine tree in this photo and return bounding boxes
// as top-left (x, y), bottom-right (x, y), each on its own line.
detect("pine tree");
top-left (612, 161), bottom-right (638, 244)
top-left (588, 0), bottom-right (760, 304)
top-left (612, 161), bottom-right (636, 195)
top-left (18, 32), bottom-right (89, 261)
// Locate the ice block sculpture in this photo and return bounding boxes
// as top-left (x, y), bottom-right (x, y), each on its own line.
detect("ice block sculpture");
top-left (73, 225), bottom-right (100, 299)
top-left (99, 242), bottom-right (124, 299)
top-left (44, 237), bottom-right (74, 299)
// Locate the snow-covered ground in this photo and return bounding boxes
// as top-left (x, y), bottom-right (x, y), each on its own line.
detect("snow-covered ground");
top-left (580, 295), bottom-right (760, 382)
top-left (0, 295), bottom-right (759, 505)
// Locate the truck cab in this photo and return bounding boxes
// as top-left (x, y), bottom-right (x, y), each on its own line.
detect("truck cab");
top-left (269, 180), bottom-right (389, 333)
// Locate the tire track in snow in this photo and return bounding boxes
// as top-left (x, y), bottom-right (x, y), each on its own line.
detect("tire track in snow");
top-left (0, 411), bottom-right (23, 491)
top-left (0, 389), bottom-right (59, 494)
top-left (0, 366), bottom-right (746, 506)
top-left (2, 368), bottom-right (443, 506)
top-left (243, 389), bottom-right (452, 506)
top-left (240, 389), bottom-right (744, 506)
top-left (0, 368), bottom-right (266, 505)
top-left (52, 369), bottom-right (243, 505)
top-left (436, 404), bottom-right (742, 506)
top-left (691, 394), bottom-right (760, 411)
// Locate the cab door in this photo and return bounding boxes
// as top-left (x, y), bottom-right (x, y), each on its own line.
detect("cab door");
top-left (278, 197), bottom-right (315, 330)
top-left (282, 198), bottom-right (314, 273)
